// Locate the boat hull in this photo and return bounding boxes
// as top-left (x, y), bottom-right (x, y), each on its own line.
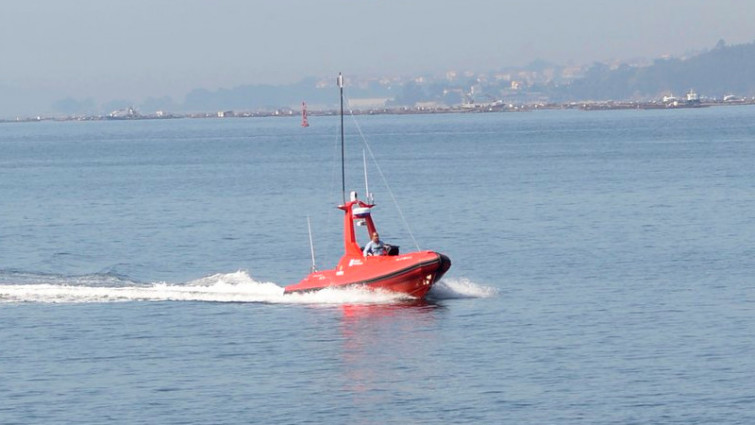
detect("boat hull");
top-left (284, 251), bottom-right (451, 299)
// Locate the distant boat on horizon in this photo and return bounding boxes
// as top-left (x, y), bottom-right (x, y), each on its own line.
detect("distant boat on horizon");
top-left (301, 101), bottom-right (309, 127)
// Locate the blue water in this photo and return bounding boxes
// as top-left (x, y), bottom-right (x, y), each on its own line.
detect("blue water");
top-left (2, 107), bottom-right (754, 424)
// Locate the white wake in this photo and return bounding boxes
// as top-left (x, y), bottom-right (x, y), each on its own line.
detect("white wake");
top-left (0, 271), bottom-right (496, 304)
top-left (428, 277), bottom-right (499, 299)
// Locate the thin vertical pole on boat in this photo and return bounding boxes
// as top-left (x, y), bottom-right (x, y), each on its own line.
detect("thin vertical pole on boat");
top-left (307, 216), bottom-right (316, 272)
top-left (338, 72), bottom-right (345, 205)
top-left (363, 149), bottom-right (370, 203)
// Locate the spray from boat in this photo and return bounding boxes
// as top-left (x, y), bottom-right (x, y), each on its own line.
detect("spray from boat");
top-left (0, 271), bottom-right (494, 304)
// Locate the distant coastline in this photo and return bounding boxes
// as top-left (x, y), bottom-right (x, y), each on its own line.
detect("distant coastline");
top-left (3, 98), bottom-right (754, 124)
top-left (6, 39), bottom-right (755, 124)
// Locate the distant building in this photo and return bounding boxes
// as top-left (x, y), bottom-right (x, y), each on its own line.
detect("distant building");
top-left (414, 101), bottom-right (443, 110)
top-left (348, 98), bottom-right (390, 109)
top-left (662, 95), bottom-right (678, 103)
top-left (686, 89), bottom-right (700, 103)
top-left (109, 106), bottom-right (138, 119)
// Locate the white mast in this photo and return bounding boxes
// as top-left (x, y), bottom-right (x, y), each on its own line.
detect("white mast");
top-left (307, 216), bottom-right (316, 272)
top-left (363, 149), bottom-right (372, 204)
top-left (338, 73), bottom-right (345, 205)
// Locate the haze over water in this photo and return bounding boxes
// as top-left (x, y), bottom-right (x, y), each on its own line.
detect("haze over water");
top-left (2, 106), bottom-right (754, 423)
top-left (2, 1), bottom-right (754, 116)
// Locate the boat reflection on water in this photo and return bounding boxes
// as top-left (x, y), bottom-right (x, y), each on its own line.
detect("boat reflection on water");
top-left (338, 300), bottom-right (444, 395)
top-left (339, 298), bottom-right (440, 319)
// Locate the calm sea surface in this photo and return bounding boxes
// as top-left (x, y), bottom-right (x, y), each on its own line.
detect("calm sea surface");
top-left (1, 106), bottom-right (754, 424)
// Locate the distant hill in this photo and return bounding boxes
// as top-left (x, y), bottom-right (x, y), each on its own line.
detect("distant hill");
top-left (180, 77), bottom-right (396, 112)
top-left (182, 78), bottom-right (326, 112)
top-left (44, 40), bottom-right (755, 117)
top-left (557, 40), bottom-right (755, 101)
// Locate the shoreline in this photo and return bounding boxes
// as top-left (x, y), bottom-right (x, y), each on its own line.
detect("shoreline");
top-left (2, 99), bottom-right (753, 124)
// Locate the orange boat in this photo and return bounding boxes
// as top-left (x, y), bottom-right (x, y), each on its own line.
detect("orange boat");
top-left (283, 74), bottom-right (451, 298)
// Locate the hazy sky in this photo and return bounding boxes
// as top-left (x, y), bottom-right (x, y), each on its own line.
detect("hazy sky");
top-left (1, 0), bottom-right (753, 114)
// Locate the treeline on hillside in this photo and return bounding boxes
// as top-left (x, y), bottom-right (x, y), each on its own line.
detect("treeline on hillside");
top-left (557, 40), bottom-right (755, 101)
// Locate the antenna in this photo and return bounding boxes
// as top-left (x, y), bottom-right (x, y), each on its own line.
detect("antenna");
top-left (307, 216), bottom-right (317, 272)
top-left (363, 149), bottom-right (373, 204)
top-left (338, 72), bottom-right (345, 205)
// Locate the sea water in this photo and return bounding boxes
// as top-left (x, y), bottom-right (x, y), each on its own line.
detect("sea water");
top-left (1, 107), bottom-right (754, 424)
